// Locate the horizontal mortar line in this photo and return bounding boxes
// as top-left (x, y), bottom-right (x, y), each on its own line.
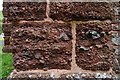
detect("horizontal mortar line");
top-left (13, 69), bottom-right (113, 75)
top-left (2, 20), bottom-right (113, 24)
top-left (72, 20), bottom-right (112, 24)
top-left (3, 19), bottom-right (70, 23)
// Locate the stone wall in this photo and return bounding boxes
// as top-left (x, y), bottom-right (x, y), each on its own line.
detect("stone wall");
top-left (2, 0), bottom-right (120, 79)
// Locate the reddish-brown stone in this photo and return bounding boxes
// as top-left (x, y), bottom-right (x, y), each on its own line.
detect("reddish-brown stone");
top-left (50, 2), bottom-right (114, 21)
top-left (2, 45), bottom-right (12, 53)
top-left (4, 36), bottom-right (10, 45)
top-left (3, 2), bottom-right (47, 21)
top-left (10, 22), bottom-right (72, 71)
top-left (76, 22), bottom-right (115, 71)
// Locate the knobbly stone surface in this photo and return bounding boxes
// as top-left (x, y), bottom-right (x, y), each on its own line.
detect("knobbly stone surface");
top-left (76, 22), bottom-right (115, 71)
top-left (50, 2), bottom-right (114, 21)
top-left (10, 22), bottom-right (72, 71)
top-left (3, 2), bottom-right (47, 21)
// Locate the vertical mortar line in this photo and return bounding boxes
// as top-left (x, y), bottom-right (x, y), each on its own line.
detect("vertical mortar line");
top-left (71, 22), bottom-right (77, 71)
top-left (46, 0), bottom-right (50, 18)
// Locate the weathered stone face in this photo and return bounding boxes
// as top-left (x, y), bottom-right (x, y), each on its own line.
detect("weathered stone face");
top-left (2, 1), bottom-right (120, 79)
top-left (3, 2), bottom-right (47, 21)
top-left (10, 22), bottom-right (72, 71)
top-left (49, 2), bottom-right (114, 21)
top-left (75, 22), bottom-right (118, 71)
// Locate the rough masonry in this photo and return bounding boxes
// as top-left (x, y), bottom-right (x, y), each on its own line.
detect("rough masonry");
top-left (2, 0), bottom-right (120, 79)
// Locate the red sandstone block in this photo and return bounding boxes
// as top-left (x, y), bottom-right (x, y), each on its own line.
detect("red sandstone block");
top-left (50, 2), bottom-right (114, 21)
top-left (10, 22), bottom-right (72, 71)
top-left (2, 45), bottom-right (12, 53)
top-left (76, 21), bottom-right (115, 71)
top-left (4, 36), bottom-right (10, 45)
top-left (3, 2), bottom-right (46, 21)
top-left (4, 32), bottom-right (11, 36)
top-left (2, 23), bottom-right (13, 33)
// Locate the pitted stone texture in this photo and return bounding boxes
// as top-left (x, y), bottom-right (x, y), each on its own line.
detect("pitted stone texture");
top-left (60, 73), bottom-right (114, 79)
top-left (113, 59), bottom-right (120, 74)
top-left (3, 2), bottom-right (46, 21)
top-left (76, 46), bottom-right (114, 71)
top-left (50, 2), bottom-right (114, 21)
top-left (2, 23), bottom-right (12, 34)
top-left (10, 22), bottom-right (72, 71)
top-left (115, 47), bottom-right (120, 74)
top-left (112, 36), bottom-right (120, 46)
top-left (2, 45), bottom-right (12, 53)
top-left (76, 21), bottom-right (115, 46)
top-left (76, 22), bottom-right (115, 71)
top-left (8, 72), bottom-right (50, 80)
top-left (4, 36), bottom-right (10, 45)
top-left (112, 2), bottom-right (120, 7)
top-left (111, 23), bottom-right (120, 31)
top-left (3, 23), bottom-right (17, 36)
top-left (8, 71), bottom-right (114, 80)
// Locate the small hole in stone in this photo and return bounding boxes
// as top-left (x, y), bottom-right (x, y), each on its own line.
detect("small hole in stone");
top-left (103, 45), bottom-right (109, 48)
